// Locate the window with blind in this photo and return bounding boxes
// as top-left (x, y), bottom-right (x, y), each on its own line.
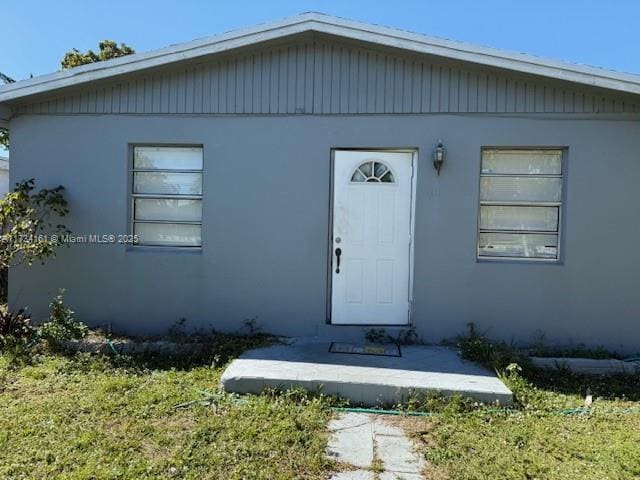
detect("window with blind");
top-left (478, 149), bottom-right (563, 260)
top-left (132, 146), bottom-right (203, 247)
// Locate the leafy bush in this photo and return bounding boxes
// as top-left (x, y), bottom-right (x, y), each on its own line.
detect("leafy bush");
top-left (0, 178), bottom-right (69, 303)
top-left (0, 308), bottom-right (36, 350)
top-left (364, 328), bottom-right (388, 343)
top-left (38, 290), bottom-right (88, 349)
top-left (456, 322), bottom-right (528, 372)
top-left (0, 267), bottom-right (7, 303)
top-left (364, 326), bottom-right (420, 345)
top-left (0, 179), bottom-right (69, 268)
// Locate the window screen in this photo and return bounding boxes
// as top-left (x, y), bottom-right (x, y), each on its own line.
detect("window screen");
top-left (478, 149), bottom-right (563, 260)
top-left (132, 146), bottom-right (203, 247)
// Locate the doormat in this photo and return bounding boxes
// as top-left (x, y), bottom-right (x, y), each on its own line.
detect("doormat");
top-left (329, 342), bottom-right (401, 357)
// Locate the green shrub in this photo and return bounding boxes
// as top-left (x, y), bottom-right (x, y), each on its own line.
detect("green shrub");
top-left (364, 326), bottom-right (420, 345)
top-left (0, 179), bottom-right (69, 269)
top-left (38, 290), bottom-right (88, 349)
top-left (0, 308), bottom-right (36, 351)
top-left (456, 322), bottom-right (528, 372)
top-left (364, 328), bottom-right (388, 343)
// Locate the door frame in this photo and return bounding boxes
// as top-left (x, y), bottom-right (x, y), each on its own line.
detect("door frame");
top-left (326, 148), bottom-right (419, 326)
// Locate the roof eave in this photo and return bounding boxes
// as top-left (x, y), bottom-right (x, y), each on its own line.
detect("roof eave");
top-left (312, 18), bottom-right (640, 95)
top-left (0, 16), bottom-right (316, 103)
top-left (2, 12), bottom-right (640, 104)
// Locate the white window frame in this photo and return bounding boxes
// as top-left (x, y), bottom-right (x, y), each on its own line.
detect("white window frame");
top-left (477, 148), bottom-right (564, 262)
top-left (131, 145), bottom-right (203, 248)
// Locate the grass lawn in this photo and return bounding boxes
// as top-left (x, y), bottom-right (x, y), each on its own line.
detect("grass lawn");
top-left (1, 346), bottom-right (640, 480)
top-left (415, 368), bottom-right (640, 480)
top-left (0, 351), bottom-right (333, 480)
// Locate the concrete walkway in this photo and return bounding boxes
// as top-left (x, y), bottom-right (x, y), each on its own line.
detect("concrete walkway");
top-left (327, 412), bottom-right (425, 479)
top-left (221, 341), bottom-right (512, 405)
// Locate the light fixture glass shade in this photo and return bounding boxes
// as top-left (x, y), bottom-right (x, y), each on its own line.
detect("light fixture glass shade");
top-left (433, 140), bottom-right (445, 175)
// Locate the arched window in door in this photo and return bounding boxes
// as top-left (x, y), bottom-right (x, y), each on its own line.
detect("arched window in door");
top-left (350, 161), bottom-right (395, 183)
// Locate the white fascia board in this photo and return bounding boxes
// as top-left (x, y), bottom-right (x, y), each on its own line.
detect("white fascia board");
top-left (2, 12), bottom-right (640, 103)
top-left (312, 15), bottom-right (640, 95)
top-left (0, 16), bottom-right (314, 103)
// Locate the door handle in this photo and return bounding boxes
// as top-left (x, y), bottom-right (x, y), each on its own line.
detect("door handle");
top-left (335, 247), bottom-right (342, 274)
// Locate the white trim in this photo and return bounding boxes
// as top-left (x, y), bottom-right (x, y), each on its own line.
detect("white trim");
top-left (408, 150), bottom-right (418, 323)
top-left (2, 12), bottom-right (640, 104)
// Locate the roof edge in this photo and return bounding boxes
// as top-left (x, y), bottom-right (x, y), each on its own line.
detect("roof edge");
top-left (2, 12), bottom-right (640, 103)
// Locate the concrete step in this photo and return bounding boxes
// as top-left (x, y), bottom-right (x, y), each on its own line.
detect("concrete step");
top-left (221, 342), bottom-right (512, 406)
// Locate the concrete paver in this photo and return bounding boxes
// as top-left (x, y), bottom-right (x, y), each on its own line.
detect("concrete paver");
top-left (327, 413), bottom-right (374, 468)
top-left (376, 434), bottom-right (425, 474)
top-left (379, 472), bottom-right (424, 480)
top-left (329, 470), bottom-right (375, 480)
top-left (326, 412), bottom-right (427, 479)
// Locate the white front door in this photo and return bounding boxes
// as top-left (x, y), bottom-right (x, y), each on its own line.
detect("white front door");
top-left (331, 150), bottom-right (415, 325)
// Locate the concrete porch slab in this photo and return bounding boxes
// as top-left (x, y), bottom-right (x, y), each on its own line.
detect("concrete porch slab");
top-left (220, 342), bottom-right (512, 405)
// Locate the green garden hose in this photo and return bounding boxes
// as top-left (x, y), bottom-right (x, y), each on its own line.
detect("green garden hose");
top-left (330, 406), bottom-right (640, 417)
top-left (330, 407), bottom-right (431, 417)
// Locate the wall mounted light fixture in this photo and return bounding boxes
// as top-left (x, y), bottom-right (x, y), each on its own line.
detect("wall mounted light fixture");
top-left (433, 140), bottom-right (446, 176)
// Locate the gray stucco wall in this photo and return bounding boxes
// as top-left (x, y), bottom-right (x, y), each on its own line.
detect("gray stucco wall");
top-left (8, 113), bottom-right (640, 352)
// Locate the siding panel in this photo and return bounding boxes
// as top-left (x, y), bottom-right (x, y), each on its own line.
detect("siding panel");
top-left (373, 56), bottom-right (382, 112)
top-left (261, 53), bottom-right (271, 113)
top-left (304, 43), bottom-right (314, 113)
top-left (16, 38), bottom-right (639, 115)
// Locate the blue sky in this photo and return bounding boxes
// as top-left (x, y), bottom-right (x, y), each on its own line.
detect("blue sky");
top-left (1, 0), bottom-right (639, 155)
top-left (3, 0), bottom-right (640, 82)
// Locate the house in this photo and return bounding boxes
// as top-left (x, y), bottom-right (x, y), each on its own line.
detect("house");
top-left (1, 13), bottom-right (639, 351)
top-left (0, 155), bottom-right (8, 196)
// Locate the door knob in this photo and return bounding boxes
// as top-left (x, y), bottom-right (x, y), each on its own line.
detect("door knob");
top-left (335, 247), bottom-right (342, 274)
